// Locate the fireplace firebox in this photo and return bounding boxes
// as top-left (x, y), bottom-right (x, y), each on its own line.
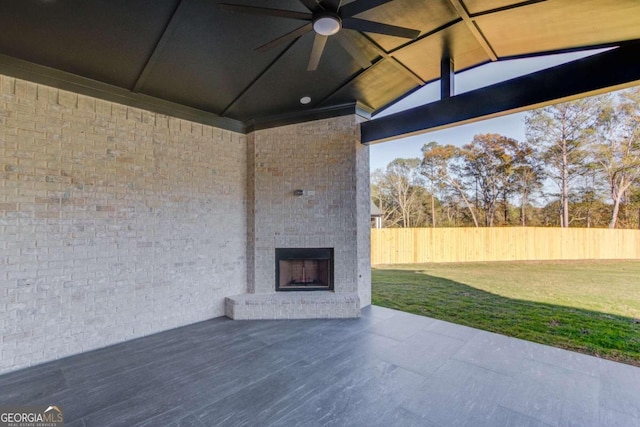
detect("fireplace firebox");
top-left (275, 248), bottom-right (334, 291)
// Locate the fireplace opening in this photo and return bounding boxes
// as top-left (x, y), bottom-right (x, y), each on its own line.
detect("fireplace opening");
top-left (276, 248), bottom-right (334, 291)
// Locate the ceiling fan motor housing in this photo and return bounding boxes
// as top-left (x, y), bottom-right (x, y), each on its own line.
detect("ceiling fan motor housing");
top-left (313, 12), bottom-right (342, 36)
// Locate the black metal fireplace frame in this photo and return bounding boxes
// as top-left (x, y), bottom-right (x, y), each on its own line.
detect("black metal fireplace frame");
top-left (275, 248), bottom-right (334, 292)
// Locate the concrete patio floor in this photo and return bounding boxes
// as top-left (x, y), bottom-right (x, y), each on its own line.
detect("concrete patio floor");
top-left (1, 305), bottom-right (639, 426)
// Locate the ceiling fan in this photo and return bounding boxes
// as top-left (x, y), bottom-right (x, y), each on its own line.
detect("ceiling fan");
top-left (221, 0), bottom-right (420, 71)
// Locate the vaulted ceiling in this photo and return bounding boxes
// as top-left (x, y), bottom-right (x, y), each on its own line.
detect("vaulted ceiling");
top-left (1, 0), bottom-right (639, 132)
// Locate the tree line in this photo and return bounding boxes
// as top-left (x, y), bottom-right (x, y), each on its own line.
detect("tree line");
top-left (371, 87), bottom-right (640, 229)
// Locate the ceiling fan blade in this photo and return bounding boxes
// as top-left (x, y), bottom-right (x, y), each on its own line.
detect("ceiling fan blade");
top-left (308, 34), bottom-right (328, 71)
top-left (336, 32), bottom-right (372, 69)
top-left (221, 4), bottom-right (312, 21)
top-left (255, 23), bottom-right (313, 52)
top-left (340, 0), bottom-right (393, 18)
top-left (299, 0), bottom-right (323, 12)
top-left (342, 18), bottom-right (420, 39)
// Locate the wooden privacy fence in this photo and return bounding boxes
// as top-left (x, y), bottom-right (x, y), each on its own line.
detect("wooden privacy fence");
top-left (371, 227), bottom-right (640, 264)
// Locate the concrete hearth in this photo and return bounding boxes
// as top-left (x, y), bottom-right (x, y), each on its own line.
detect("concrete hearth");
top-left (225, 292), bottom-right (361, 320)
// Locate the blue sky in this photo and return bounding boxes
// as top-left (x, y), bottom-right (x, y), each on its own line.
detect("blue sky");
top-left (368, 50), bottom-right (607, 172)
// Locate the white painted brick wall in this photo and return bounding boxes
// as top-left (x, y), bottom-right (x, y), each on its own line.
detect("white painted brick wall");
top-left (0, 75), bottom-right (247, 374)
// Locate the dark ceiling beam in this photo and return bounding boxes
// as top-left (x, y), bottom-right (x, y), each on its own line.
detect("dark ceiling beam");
top-left (315, 59), bottom-right (384, 107)
top-left (132, 0), bottom-right (184, 93)
top-left (246, 101), bottom-right (371, 132)
top-left (387, 19), bottom-right (460, 56)
top-left (446, 0), bottom-right (498, 61)
top-left (361, 43), bottom-right (640, 144)
top-left (219, 36), bottom-right (299, 117)
top-left (0, 53), bottom-right (245, 133)
top-left (440, 57), bottom-right (454, 99)
top-left (316, 30), bottom-right (426, 110)
top-left (359, 33), bottom-right (425, 86)
top-left (469, 0), bottom-right (548, 18)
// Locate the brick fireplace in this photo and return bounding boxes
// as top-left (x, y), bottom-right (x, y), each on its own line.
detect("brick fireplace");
top-left (225, 115), bottom-right (371, 320)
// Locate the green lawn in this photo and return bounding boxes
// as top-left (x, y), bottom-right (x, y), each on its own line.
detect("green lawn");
top-left (372, 260), bottom-right (640, 366)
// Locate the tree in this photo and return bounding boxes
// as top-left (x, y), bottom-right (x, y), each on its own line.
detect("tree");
top-left (420, 141), bottom-right (444, 227)
top-left (526, 98), bottom-right (600, 227)
top-left (506, 139), bottom-right (544, 226)
top-left (456, 135), bottom-right (513, 226)
top-left (371, 158), bottom-right (429, 228)
top-left (628, 182), bottom-right (640, 229)
top-left (593, 88), bottom-right (640, 228)
top-left (421, 143), bottom-right (479, 227)
top-left (572, 164), bottom-right (605, 227)
top-left (455, 134), bottom-right (535, 227)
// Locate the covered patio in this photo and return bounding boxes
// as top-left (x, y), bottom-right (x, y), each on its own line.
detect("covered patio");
top-left (2, 1), bottom-right (640, 425)
top-left (2, 306), bottom-right (639, 426)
